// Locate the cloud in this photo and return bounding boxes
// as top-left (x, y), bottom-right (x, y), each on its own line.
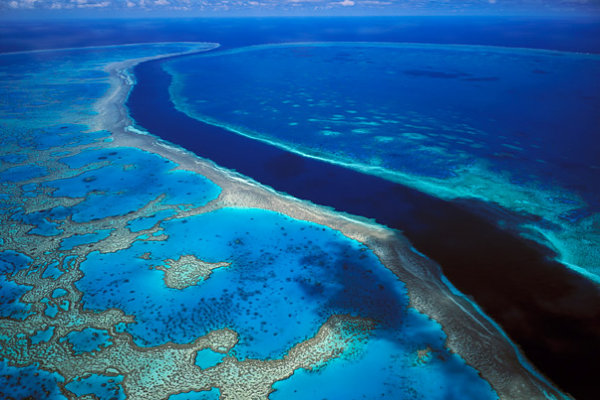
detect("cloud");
top-left (78, 1), bottom-right (110, 7)
top-left (10, 0), bottom-right (38, 8)
top-left (330, 0), bottom-right (354, 5)
top-left (361, 0), bottom-right (392, 4)
top-left (0, 0), bottom-right (599, 15)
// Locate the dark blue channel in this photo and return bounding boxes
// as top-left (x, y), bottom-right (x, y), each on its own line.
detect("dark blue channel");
top-left (128, 57), bottom-right (600, 400)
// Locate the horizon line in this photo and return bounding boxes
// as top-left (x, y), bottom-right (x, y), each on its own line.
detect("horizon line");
top-left (2, 12), bottom-right (600, 21)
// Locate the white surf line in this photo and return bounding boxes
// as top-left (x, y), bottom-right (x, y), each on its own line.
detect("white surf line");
top-left (103, 42), bottom-right (389, 243)
top-left (440, 274), bottom-right (569, 400)
top-left (409, 245), bottom-right (570, 399)
top-left (93, 42), bottom-right (219, 134)
top-left (125, 126), bottom-right (150, 136)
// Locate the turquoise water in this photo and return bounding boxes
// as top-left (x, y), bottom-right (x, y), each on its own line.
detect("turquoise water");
top-left (0, 360), bottom-right (65, 400)
top-left (62, 328), bottom-right (112, 354)
top-left (47, 147), bottom-right (222, 222)
top-left (0, 42), bottom-right (502, 399)
top-left (75, 206), bottom-right (496, 396)
top-left (272, 326), bottom-right (490, 400)
top-left (195, 348), bottom-right (226, 369)
top-left (31, 326), bottom-right (56, 345)
top-left (65, 374), bottom-right (125, 400)
top-left (165, 43), bottom-right (600, 279)
top-left (0, 165), bottom-right (48, 182)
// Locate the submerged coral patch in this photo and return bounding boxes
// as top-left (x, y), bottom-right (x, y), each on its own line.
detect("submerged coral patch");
top-left (62, 328), bottom-right (111, 354)
top-left (65, 374), bottom-right (125, 400)
top-left (156, 255), bottom-right (231, 289)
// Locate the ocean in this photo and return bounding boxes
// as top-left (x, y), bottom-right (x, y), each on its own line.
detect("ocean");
top-left (1, 16), bottom-right (599, 400)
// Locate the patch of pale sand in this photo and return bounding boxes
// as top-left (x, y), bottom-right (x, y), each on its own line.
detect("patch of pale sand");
top-left (155, 255), bottom-right (230, 290)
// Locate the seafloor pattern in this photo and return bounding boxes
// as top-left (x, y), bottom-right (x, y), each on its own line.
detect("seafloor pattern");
top-left (165, 43), bottom-right (600, 282)
top-left (0, 43), bottom-right (566, 399)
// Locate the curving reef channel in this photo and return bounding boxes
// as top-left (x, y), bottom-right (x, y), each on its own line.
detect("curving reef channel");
top-left (127, 44), bottom-right (600, 399)
top-left (1, 42), bottom-right (567, 400)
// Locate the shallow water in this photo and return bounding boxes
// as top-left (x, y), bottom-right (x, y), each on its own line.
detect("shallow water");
top-left (0, 360), bottom-right (65, 400)
top-left (0, 41), bottom-right (501, 399)
top-left (74, 206), bottom-right (496, 399)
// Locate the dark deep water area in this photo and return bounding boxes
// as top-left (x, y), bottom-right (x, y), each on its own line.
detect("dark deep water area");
top-left (3, 17), bottom-right (598, 399)
top-left (2, 16), bottom-right (600, 54)
top-left (128, 56), bottom-right (600, 399)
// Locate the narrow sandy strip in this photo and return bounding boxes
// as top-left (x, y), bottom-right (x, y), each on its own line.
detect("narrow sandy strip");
top-left (97, 44), bottom-right (570, 400)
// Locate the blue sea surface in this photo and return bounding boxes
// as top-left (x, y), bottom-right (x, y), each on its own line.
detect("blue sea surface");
top-left (76, 207), bottom-right (496, 397)
top-left (0, 274), bottom-right (31, 319)
top-left (31, 326), bottom-right (55, 345)
top-left (0, 250), bottom-right (33, 319)
top-left (164, 42), bottom-right (600, 278)
top-left (0, 360), bottom-right (66, 400)
top-left (195, 348), bottom-right (225, 369)
top-left (166, 43), bottom-right (599, 200)
top-left (2, 19), bottom-right (598, 400)
top-left (62, 328), bottom-right (111, 354)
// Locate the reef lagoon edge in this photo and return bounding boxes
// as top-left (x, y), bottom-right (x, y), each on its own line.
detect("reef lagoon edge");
top-left (165, 42), bottom-right (600, 284)
top-left (110, 44), bottom-right (568, 399)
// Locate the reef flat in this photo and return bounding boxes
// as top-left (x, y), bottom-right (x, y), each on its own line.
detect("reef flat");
top-left (0, 43), bottom-right (567, 399)
top-left (155, 255), bottom-right (230, 290)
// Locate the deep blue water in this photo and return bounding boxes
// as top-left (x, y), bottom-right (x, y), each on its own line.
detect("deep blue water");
top-left (165, 44), bottom-right (600, 210)
top-left (0, 38), bottom-right (503, 400)
top-left (1, 17), bottom-right (599, 400)
top-left (126, 25), bottom-right (600, 399)
top-left (2, 17), bottom-right (600, 54)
